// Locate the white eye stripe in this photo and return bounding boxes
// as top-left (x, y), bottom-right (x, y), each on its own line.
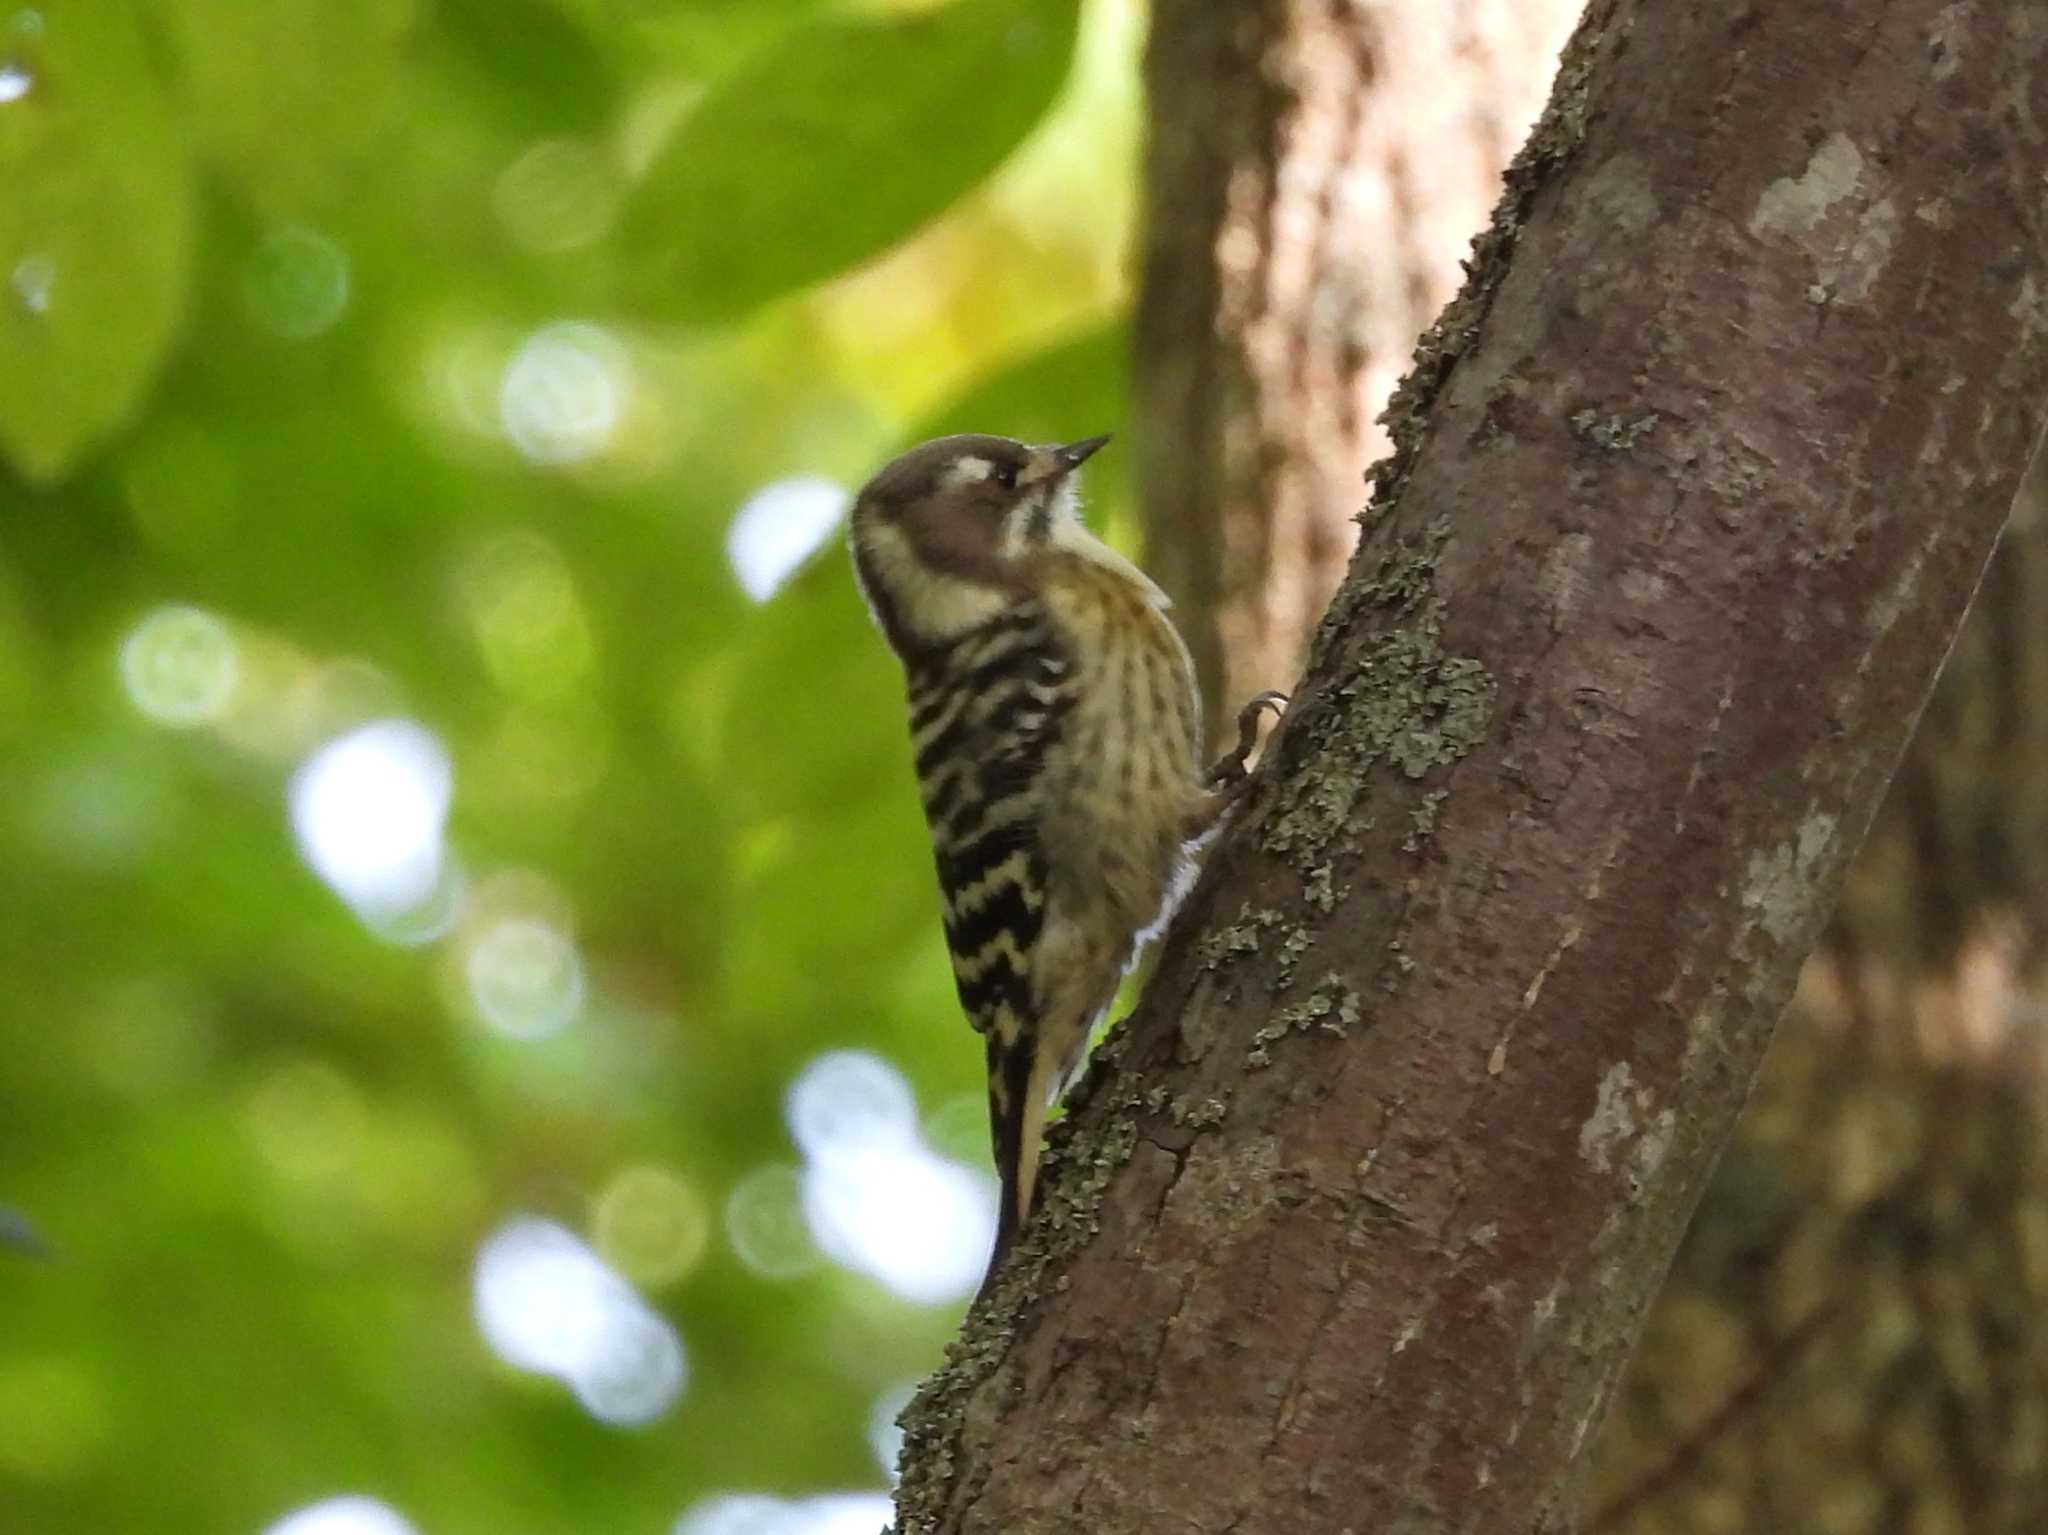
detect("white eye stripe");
top-left (943, 457), bottom-right (993, 488)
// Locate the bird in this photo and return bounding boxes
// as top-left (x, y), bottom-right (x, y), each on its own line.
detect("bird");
top-left (847, 432), bottom-right (1283, 1291)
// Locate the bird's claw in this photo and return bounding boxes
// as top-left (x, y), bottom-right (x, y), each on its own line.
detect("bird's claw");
top-left (1205, 690), bottom-right (1289, 791)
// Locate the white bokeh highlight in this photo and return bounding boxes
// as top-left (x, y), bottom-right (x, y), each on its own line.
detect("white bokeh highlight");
top-left (674, 1492), bottom-right (893, 1535)
top-left (786, 1052), bottom-right (917, 1162)
top-left (784, 1051), bottom-right (996, 1305)
top-left (724, 1165), bottom-right (822, 1281)
top-left (289, 720), bottom-right (452, 922)
top-left (463, 915), bottom-right (584, 1038)
top-left (473, 1217), bottom-right (686, 1427)
top-left (120, 605), bottom-right (239, 727)
top-left (12, 252), bottom-right (52, 313)
top-left (499, 322), bottom-right (627, 465)
top-left (495, 138), bottom-right (618, 254)
top-left (867, 1380), bottom-right (916, 1481)
top-left (726, 477), bottom-right (850, 602)
top-left (243, 225), bottom-right (350, 340)
top-left (262, 1496), bottom-right (420, 1535)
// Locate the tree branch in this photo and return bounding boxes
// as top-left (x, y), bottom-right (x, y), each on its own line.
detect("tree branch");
top-left (894, 2), bottom-right (2048, 1529)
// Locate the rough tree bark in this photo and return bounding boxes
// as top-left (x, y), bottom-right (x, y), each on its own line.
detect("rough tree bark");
top-left (1133, 2), bottom-right (2048, 1524)
top-left (1590, 462), bottom-right (2048, 1534)
top-left (891, 3), bottom-right (2048, 1532)
top-left (1135, 0), bottom-right (1580, 728)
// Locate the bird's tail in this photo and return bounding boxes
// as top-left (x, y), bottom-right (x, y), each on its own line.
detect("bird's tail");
top-left (985, 1026), bottom-right (1034, 1285)
top-left (978, 1005), bottom-right (1093, 1304)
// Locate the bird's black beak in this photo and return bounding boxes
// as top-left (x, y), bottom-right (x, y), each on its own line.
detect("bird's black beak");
top-left (1055, 435), bottom-right (1111, 471)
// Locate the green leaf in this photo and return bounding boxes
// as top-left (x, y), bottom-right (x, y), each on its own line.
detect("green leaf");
top-left (564, 0), bottom-right (834, 78)
top-left (622, 0), bottom-right (1081, 321)
top-left (429, 0), bottom-right (618, 138)
top-left (153, 0), bottom-right (410, 210)
top-left (907, 315), bottom-right (1127, 446)
top-left (0, 2), bottom-right (196, 482)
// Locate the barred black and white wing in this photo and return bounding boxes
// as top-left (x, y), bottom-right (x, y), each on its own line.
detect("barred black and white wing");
top-left (902, 604), bottom-right (1074, 1263)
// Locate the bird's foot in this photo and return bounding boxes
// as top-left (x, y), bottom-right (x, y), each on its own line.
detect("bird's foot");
top-left (1204, 690), bottom-right (1289, 793)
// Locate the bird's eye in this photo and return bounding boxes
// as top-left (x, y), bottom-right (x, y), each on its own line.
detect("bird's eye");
top-left (992, 462), bottom-right (1018, 490)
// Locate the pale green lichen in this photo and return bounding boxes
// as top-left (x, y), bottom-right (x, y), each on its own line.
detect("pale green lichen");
top-left (1171, 1091), bottom-right (1231, 1128)
top-left (1273, 518), bottom-right (1498, 883)
top-left (1405, 789), bottom-right (1450, 851)
top-left (1248, 972), bottom-right (1364, 1066)
top-left (1300, 860), bottom-right (1346, 915)
top-left (1274, 924), bottom-right (1315, 988)
top-left (1197, 902), bottom-right (1286, 970)
top-left (1380, 940), bottom-right (1418, 996)
top-left (1568, 408), bottom-right (1660, 452)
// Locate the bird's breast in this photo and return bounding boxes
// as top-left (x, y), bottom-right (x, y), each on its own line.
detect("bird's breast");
top-left (1040, 564), bottom-right (1205, 934)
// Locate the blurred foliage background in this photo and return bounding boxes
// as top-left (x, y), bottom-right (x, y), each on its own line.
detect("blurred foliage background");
top-left (0, 1), bottom-right (1153, 1531)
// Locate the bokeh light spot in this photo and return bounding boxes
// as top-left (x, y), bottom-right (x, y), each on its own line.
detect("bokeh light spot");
top-left (723, 1164), bottom-right (821, 1281)
top-left (726, 477), bottom-right (851, 602)
top-left (288, 720), bottom-right (453, 921)
top-left (455, 531), bottom-right (594, 699)
top-left (803, 1143), bottom-right (994, 1305)
top-left (244, 1059), bottom-right (365, 1184)
top-left (785, 1051), bottom-right (996, 1303)
top-left (362, 855), bottom-right (466, 948)
top-left (868, 1379), bottom-right (917, 1481)
top-left (262, 1497), bottom-right (420, 1535)
top-left (11, 252), bottom-right (51, 312)
top-left (674, 1494), bottom-right (793, 1535)
top-left (499, 321), bottom-right (627, 465)
top-left (569, 1306), bottom-right (689, 1426)
top-left (796, 1494), bottom-right (894, 1535)
top-left (473, 1217), bottom-right (686, 1426)
top-left (674, 1493), bottom-right (894, 1535)
top-left (243, 226), bottom-right (351, 340)
top-left (593, 1164), bottom-right (710, 1289)
top-left (462, 915), bottom-right (584, 1039)
top-left (120, 605), bottom-right (239, 727)
top-left (495, 138), bottom-right (620, 254)
top-left (784, 1051), bottom-right (918, 1162)
top-left (0, 61), bottom-right (29, 104)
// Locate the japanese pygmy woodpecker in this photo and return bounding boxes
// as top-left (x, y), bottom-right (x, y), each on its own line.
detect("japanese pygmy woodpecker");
top-left (848, 433), bottom-right (1282, 1287)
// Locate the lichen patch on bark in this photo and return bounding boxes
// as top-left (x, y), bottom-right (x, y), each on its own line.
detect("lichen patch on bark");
top-left (1580, 1061), bottom-right (1648, 1173)
top-left (1741, 813), bottom-right (1842, 947)
top-left (1750, 132), bottom-right (1866, 238)
top-left (1747, 130), bottom-right (1902, 307)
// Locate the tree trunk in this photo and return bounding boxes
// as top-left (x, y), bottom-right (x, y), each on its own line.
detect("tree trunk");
top-left (1135, 0), bottom-right (1581, 731)
top-left (891, 2), bottom-right (2048, 1531)
top-left (1588, 461), bottom-right (2048, 1535)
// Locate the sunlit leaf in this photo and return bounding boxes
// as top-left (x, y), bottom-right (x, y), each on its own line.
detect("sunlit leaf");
top-left (622, 0), bottom-right (1082, 320)
top-left (429, 0), bottom-right (618, 138)
top-left (154, 0), bottom-right (410, 209)
top-left (907, 315), bottom-right (1127, 446)
top-left (566, 0), bottom-right (833, 77)
top-left (0, 2), bottom-right (196, 481)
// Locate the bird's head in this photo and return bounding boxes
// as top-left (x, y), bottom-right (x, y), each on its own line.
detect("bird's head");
top-left (848, 432), bottom-right (1110, 658)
